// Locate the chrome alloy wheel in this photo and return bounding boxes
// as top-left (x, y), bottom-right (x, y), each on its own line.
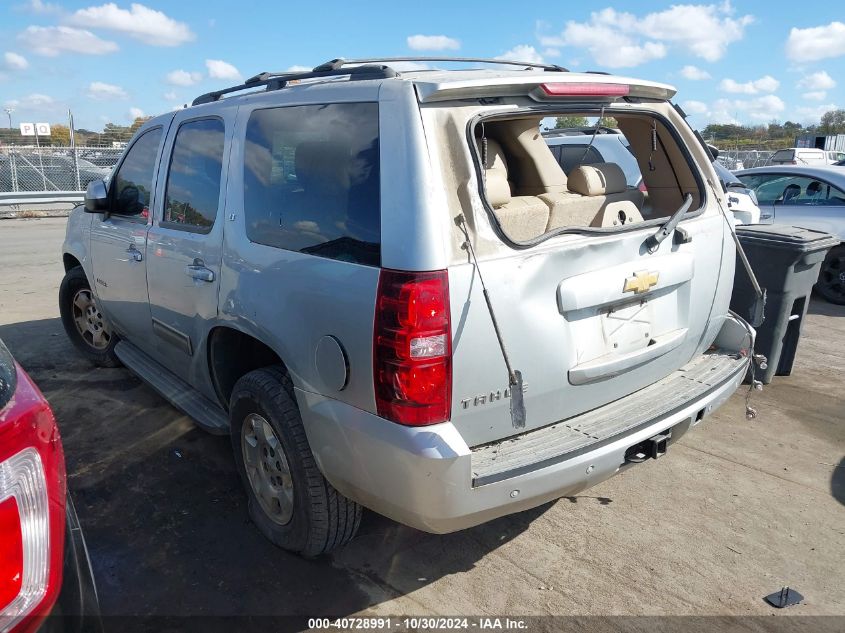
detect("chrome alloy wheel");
top-left (71, 289), bottom-right (112, 350)
top-left (241, 413), bottom-right (294, 525)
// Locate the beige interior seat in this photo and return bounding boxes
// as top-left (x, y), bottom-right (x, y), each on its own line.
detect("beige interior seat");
top-left (483, 139), bottom-right (550, 241)
top-left (543, 162), bottom-right (644, 230)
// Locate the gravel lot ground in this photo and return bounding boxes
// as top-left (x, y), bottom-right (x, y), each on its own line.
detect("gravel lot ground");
top-left (1, 217), bottom-right (843, 628)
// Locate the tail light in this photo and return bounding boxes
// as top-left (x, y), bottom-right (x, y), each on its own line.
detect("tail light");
top-left (373, 269), bottom-right (452, 425)
top-left (637, 181), bottom-right (648, 193)
top-left (0, 363), bottom-right (66, 632)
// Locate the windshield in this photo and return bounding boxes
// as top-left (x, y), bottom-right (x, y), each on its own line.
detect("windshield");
top-left (713, 160), bottom-right (742, 185)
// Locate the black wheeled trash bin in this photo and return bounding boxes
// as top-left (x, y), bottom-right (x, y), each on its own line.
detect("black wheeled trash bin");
top-left (730, 225), bottom-right (839, 384)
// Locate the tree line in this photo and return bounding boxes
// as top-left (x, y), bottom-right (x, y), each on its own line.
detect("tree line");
top-left (553, 109), bottom-right (845, 146)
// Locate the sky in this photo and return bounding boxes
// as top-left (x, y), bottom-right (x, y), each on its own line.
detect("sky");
top-left (1, 0), bottom-right (843, 132)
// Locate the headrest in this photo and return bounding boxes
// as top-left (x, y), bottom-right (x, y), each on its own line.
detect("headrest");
top-left (295, 140), bottom-right (351, 194)
top-left (482, 138), bottom-right (512, 207)
top-left (568, 162), bottom-right (627, 196)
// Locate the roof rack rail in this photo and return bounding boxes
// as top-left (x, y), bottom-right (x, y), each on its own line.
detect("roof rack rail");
top-left (191, 56), bottom-right (569, 106)
top-left (313, 56), bottom-right (569, 73)
top-left (191, 64), bottom-right (397, 106)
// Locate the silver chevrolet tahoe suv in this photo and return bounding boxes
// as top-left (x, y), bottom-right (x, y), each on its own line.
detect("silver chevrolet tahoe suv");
top-left (60, 57), bottom-right (753, 556)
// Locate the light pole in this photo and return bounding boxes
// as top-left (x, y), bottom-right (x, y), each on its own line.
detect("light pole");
top-left (4, 108), bottom-right (13, 129)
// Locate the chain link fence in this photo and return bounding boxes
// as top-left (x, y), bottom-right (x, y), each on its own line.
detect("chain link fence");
top-left (0, 146), bottom-right (122, 193)
top-left (715, 149), bottom-right (777, 171)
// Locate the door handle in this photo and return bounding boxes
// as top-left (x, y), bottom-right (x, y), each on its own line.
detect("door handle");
top-left (185, 259), bottom-right (215, 282)
top-left (126, 245), bottom-right (143, 262)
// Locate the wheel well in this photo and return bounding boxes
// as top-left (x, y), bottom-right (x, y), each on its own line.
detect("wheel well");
top-left (208, 327), bottom-right (285, 410)
top-left (63, 253), bottom-right (82, 272)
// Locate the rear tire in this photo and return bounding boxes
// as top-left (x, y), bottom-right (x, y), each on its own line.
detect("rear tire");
top-left (230, 366), bottom-right (361, 557)
top-left (816, 245), bottom-right (845, 305)
top-left (59, 267), bottom-right (121, 368)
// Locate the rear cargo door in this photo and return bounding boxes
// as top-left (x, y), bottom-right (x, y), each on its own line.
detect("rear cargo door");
top-left (449, 215), bottom-right (729, 447)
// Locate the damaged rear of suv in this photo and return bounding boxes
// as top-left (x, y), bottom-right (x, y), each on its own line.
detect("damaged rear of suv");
top-left (61, 57), bottom-right (753, 555)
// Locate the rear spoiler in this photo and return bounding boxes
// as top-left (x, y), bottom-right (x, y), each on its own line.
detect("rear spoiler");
top-left (414, 76), bottom-right (676, 103)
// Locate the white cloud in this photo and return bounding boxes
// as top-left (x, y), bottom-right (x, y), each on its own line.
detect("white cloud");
top-left (406, 34), bottom-right (460, 51)
top-left (683, 100), bottom-right (709, 115)
top-left (796, 70), bottom-right (836, 91)
top-left (205, 59), bottom-right (241, 81)
top-left (719, 75), bottom-right (779, 94)
top-left (4, 93), bottom-right (56, 111)
top-left (3, 52), bottom-right (29, 70)
top-left (543, 48), bottom-right (561, 58)
top-left (87, 81), bottom-right (127, 100)
top-left (286, 65), bottom-right (311, 72)
top-left (166, 69), bottom-right (202, 86)
top-left (129, 107), bottom-right (144, 120)
top-left (21, 0), bottom-right (61, 14)
top-left (680, 65), bottom-right (711, 80)
top-left (163, 90), bottom-right (178, 101)
top-left (794, 102), bottom-right (838, 123)
top-left (802, 91), bottom-right (827, 101)
top-left (540, 3), bottom-right (752, 68)
top-left (496, 45), bottom-right (544, 65)
top-left (786, 22), bottom-right (845, 62)
top-left (711, 95), bottom-right (786, 123)
top-left (68, 3), bottom-right (195, 47)
top-left (18, 25), bottom-right (118, 56)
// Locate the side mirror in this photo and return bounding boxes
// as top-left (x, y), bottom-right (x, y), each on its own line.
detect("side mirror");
top-left (84, 179), bottom-right (109, 213)
top-left (706, 144), bottom-right (720, 160)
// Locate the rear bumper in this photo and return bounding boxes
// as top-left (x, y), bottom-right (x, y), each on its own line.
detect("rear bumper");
top-left (300, 316), bottom-right (752, 534)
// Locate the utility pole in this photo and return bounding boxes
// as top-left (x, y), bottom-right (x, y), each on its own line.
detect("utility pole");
top-left (4, 108), bottom-right (13, 129)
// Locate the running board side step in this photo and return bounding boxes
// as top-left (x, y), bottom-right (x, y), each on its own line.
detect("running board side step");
top-left (114, 340), bottom-right (229, 435)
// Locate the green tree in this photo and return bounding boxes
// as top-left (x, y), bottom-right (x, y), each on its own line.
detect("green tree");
top-left (554, 115), bottom-right (589, 129)
top-left (819, 109), bottom-right (845, 134)
top-left (49, 124), bottom-right (71, 146)
top-left (129, 116), bottom-right (153, 134)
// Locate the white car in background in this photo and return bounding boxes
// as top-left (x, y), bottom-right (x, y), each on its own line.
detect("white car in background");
top-left (735, 165), bottom-right (845, 304)
top-left (712, 159), bottom-right (761, 225)
top-left (769, 147), bottom-right (845, 166)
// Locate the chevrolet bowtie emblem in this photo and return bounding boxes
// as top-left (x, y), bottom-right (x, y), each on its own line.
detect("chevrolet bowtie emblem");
top-left (623, 270), bottom-right (659, 294)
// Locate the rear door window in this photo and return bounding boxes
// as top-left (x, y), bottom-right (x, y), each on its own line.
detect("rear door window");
top-left (242, 102), bottom-right (380, 266)
top-left (797, 151), bottom-right (824, 164)
top-left (162, 118), bottom-right (225, 232)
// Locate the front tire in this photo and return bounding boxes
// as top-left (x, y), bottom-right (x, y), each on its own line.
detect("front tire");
top-left (816, 245), bottom-right (845, 305)
top-left (230, 367), bottom-right (361, 556)
top-left (59, 267), bottom-right (121, 367)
